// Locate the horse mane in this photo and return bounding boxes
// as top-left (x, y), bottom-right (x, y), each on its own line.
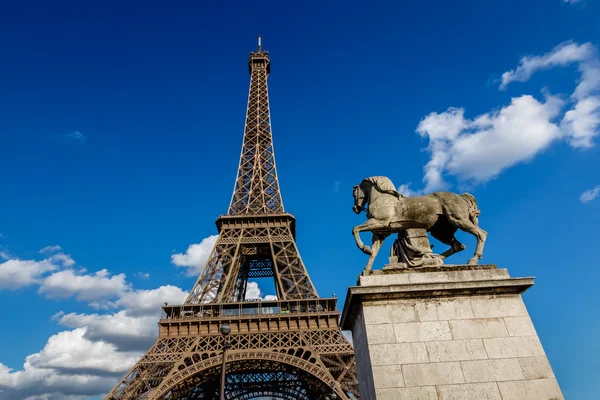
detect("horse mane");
top-left (363, 176), bottom-right (402, 198)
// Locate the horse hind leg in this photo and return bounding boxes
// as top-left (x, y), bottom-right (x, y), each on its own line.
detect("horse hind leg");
top-left (446, 215), bottom-right (487, 265)
top-left (440, 237), bottom-right (466, 260)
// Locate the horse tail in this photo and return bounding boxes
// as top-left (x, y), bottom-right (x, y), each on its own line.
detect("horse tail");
top-left (460, 193), bottom-right (481, 223)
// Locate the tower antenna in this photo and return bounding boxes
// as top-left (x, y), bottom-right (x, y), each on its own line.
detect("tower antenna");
top-left (257, 35), bottom-right (262, 52)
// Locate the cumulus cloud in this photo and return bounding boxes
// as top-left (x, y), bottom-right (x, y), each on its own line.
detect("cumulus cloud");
top-left (171, 235), bottom-right (218, 276)
top-left (580, 186), bottom-right (600, 203)
top-left (411, 41), bottom-right (600, 192)
top-left (0, 328), bottom-right (136, 399)
top-left (0, 252), bottom-right (74, 290)
top-left (0, 245), bottom-right (191, 398)
top-left (243, 281), bottom-right (277, 300)
top-left (39, 269), bottom-right (129, 302)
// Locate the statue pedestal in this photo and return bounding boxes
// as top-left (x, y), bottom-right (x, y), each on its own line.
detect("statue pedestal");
top-left (340, 266), bottom-right (563, 400)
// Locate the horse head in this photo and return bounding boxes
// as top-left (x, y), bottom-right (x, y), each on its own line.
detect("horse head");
top-left (352, 183), bottom-right (368, 214)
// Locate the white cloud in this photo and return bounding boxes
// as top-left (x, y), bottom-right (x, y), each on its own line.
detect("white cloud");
top-left (397, 183), bottom-right (420, 197)
top-left (580, 186), bottom-right (600, 203)
top-left (39, 269), bottom-right (129, 302)
top-left (244, 281), bottom-right (277, 300)
top-left (500, 41), bottom-right (594, 89)
top-left (0, 258), bottom-right (60, 290)
top-left (40, 246), bottom-right (62, 255)
top-left (0, 329), bottom-right (135, 399)
top-left (171, 235), bottom-right (218, 276)
top-left (413, 41), bottom-right (600, 192)
top-left (56, 311), bottom-right (159, 352)
top-left (417, 95), bottom-right (563, 191)
top-left (55, 285), bottom-right (187, 352)
top-left (114, 285), bottom-right (187, 317)
top-left (135, 272), bottom-right (150, 279)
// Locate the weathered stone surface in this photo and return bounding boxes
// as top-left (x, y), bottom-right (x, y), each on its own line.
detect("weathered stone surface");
top-left (406, 269), bottom-right (509, 284)
top-left (519, 357), bottom-right (555, 380)
top-left (416, 298), bottom-right (474, 321)
top-left (484, 336), bottom-right (545, 358)
top-left (504, 316), bottom-right (537, 336)
top-left (470, 296), bottom-right (528, 318)
top-left (376, 386), bottom-right (438, 400)
top-left (461, 358), bottom-right (525, 382)
top-left (372, 365), bottom-right (404, 389)
top-left (363, 304), bottom-right (393, 325)
top-left (359, 273), bottom-right (411, 286)
top-left (402, 362), bottom-right (465, 386)
top-left (369, 343), bottom-right (429, 365)
top-left (449, 318), bottom-right (509, 339)
top-left (366, 323), bottom-right (396, 344)
top-left (426, 339), bottom-right (487, 362)
top-left (498, 378), bottom-right (564, 400)
top-left (437, 382), bottom-right (502, 400)
top-left (389, 302), bottom-right (420, 323)
top-left (393, 321), bottom-right (452, 342)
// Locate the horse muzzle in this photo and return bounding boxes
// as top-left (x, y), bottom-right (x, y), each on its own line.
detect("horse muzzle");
top-left (352, 205), bottom-right (362, 214)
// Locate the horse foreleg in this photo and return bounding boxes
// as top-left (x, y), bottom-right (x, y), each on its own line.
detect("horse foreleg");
top-left (363, 233), bottom-right (389, 274)
top-left (352, 219), bottom-right (387, 255)
top-left (467, 228), bottom-right (488, 265)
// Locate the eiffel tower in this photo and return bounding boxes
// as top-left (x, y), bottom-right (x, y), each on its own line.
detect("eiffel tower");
top-left (106, 38), bottom-right (359, 400)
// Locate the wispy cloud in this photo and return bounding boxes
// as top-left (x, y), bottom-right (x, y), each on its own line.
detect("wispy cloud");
top-left (62, 131), bottom-right (86, 146)
top-left (580, 186), bottom-right (600, 203)
top-left (135, 272), bottom-right (150, 279)
top-left (40, 245), bottom-right (62, 254)
top-left (333, 180), bottom-right (341, 192)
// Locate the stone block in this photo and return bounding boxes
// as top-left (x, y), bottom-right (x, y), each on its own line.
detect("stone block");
top-left (376, 386), bottom-right (438, 400)
top-left (426, 339), bottom-right (488, 362)
top-left (388, 302), bottom-right (420, 323)
top-left (461, 358), bottom-right (525, 382)
top-left (484, 336), bottom-right (545, 358)
top-left (504, 316), bottom-right (537, 336)
top-left (366, 323), bottom-right (396, 344)
top-left (372, 365), bottom-right (404, 389)
top-left (519, 357), bottom-right (555, 380)
top-left (498, 378), bottom-right (563, 400)
top-left (470, 296), bottom-right (528, 318)
top-left (436, 298), bottom-right (475, 320)
top-left (369, 342), bottom-right (429, 366)
top-left (437, 382), bottom-right (502, 400)
top-left (393, 321), bottom-right (452, 342)
top-left (363, 304), bottom-right (392, 325)
top-left (449, 318), bottom-right (508, 339)
top-left (402, 362), bottom-right (465, 386)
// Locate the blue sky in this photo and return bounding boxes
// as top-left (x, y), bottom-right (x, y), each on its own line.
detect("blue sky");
top-left (0, 0), bottom-right (599, 398)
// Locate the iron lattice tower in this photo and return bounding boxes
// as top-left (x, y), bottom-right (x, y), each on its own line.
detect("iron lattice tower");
top-left (106, 38), bottom-right (359, 400)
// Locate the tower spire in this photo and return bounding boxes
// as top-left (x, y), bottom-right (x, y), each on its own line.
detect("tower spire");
top-left (228, 38), bottom-right (281, 215)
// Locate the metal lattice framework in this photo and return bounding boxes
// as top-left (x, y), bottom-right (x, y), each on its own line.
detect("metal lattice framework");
top-left (106, 39), bottom-right (358, 400)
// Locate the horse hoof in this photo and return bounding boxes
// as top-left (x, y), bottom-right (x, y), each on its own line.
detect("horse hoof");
top-left (467, 258), bottom-right (479, 265)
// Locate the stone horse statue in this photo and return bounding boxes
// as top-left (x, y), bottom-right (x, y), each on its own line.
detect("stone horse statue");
top-left (352, 176), bottom-right (487, 273)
